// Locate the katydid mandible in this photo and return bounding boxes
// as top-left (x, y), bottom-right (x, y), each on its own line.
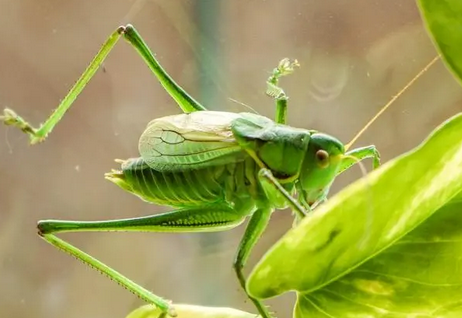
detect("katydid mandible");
top-left (0, 24), bottom-right (439, 318)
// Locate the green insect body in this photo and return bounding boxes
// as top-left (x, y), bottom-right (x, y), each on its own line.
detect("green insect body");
top-left (109, 111), bottom-right (344, 210)
top-left (1, 24), bottom-right (383, 318)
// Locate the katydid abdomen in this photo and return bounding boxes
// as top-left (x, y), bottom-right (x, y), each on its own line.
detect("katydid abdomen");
top-left (108, 156), bottom-right (260, 209)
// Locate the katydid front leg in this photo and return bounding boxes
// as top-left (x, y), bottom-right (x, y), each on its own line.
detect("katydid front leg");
top-left (266, 58), bottom-right (300, 124)
top-left (258, 168), bottom-right (309, 219)
top-left (37, 203), bottom-right (251, 318)
top-left (338, 145), bottom-right (381, 176)
top-left (0, 24), bottom-right (206, 144)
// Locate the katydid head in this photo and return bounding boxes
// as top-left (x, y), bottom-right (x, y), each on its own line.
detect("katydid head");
top-left (299, 132), bottom-right (345, 206)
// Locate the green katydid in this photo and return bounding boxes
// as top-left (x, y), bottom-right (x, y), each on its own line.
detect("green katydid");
top-left (0, 24), bottom-right (439, 318)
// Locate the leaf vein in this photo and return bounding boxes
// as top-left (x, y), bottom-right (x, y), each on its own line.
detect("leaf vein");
top-left (302, 294), bottom-right (339, 318)
top-left (354, 269), bottom-right (462, 287)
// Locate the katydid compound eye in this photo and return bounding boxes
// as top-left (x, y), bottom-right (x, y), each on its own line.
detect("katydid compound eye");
top-left (315, 150), bottom-right (330, 168)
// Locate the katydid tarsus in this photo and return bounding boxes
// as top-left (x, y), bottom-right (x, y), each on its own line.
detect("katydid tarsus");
top-left (0, 24), bottom-right (439, 318)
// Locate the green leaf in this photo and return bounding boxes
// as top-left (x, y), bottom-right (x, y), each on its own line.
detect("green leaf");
top-left (247, 112), bottom-right (462, 317)
top-left (125, 304), bottom-right (260, 318)
top-left (295, 194), bottom-right (462, 317)
top-left (417, 0), bottom-right (462, 84)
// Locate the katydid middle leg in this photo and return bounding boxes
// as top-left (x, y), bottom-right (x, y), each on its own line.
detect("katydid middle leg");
top-left (233, 206), bottom-right (274, 318)
top-left (0, 24), bottom-right (206, 144)
top-left (37, 203), bottom-right (251, 317)
top-left (232, 168), bottom-right (312, 318)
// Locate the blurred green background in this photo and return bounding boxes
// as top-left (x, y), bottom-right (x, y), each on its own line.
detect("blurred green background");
top-left (1, 1), bottom-right (461, 318)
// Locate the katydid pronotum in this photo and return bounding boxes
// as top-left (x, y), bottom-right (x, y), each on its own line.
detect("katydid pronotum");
top-left (0, 24), bottom-right (439, 318)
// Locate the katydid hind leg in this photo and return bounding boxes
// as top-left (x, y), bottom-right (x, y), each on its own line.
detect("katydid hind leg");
top-left (121, 25), bottom-right (207, 113)
top-left (40, 233), bottom-right (177, 317)
top-left (233, 206), bottom-right (275, 318)
top-left (37, 204), bottom-right (251, 316)
top-left (38, 203), bottom-right (249, 235)
top-left (0, 24), bottom-right (206, 145)
top-left (0, 27), bottom-right (124, 144)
